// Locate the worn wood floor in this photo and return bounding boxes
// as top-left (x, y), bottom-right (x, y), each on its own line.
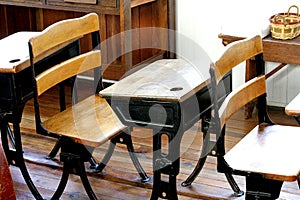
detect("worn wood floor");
top-left (7, 83), bottom-right (300, 199)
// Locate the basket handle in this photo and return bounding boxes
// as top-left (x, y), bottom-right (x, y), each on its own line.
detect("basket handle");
top-left (287, 5), bottom-right (299, 16)
top-left (274, 14), bottom-right (287, 25)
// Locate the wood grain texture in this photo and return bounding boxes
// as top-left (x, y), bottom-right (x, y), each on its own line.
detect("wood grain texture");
top-left (64, 0), bottom-right (97, 4)
top-left (214, 35), bottom-right (263, 84)
top-left (0, 31), bottom-right (39, 73)
top-left (263, 35), bottom-right (300, 65)
top-left (43, 95), bottom-right (126, 147)
top-left (219, 76), bottom-right (266, 128)
top-left (285, 93), bottom-right (300, 116)
top-left (100, 59), bottom-right (210, 102)
top-left (29, 13), bottom-right (99, 58)
top-left (36, 50), bottom-right (101, 96)
top-left (225, 124), bottom-right (300, 181)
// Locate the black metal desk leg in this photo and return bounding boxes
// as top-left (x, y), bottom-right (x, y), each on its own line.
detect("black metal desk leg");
top-left (245, 175), bottom-right (283, 199)
top-left (150, 129), bottom-right (182, 200)
top-left (10, 122), bottom-right (43, 199)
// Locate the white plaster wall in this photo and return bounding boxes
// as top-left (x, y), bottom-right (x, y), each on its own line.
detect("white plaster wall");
top-left (176, 0), bottom-right (300, 107)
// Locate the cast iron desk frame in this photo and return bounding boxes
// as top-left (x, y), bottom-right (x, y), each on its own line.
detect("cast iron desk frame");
top-left (0, 31), bottom-right (44, 199)
top-left (100, 59), bottom-right (233, 199)
top-left (0, 31), bottom-right (78, 199)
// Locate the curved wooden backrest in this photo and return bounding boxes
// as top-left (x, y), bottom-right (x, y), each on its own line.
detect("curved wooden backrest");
top-left (209, 35), bottom-right (265, 128)
top-left (36, 50), bottom-right (101, 96)
top-left (28, 12), bottom-right (101, 96)
top-left (219, 75), bottom-right (266, 127)
top-left (213, 35), bottom-right (263, 84)
top-left (29, 13), bottom-right (99, 59)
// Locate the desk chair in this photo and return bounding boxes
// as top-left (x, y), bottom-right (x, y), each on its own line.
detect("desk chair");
top-left (29, 13), bottom-right (148, 199)
top-left (207, 35), bottom-right (300, 199)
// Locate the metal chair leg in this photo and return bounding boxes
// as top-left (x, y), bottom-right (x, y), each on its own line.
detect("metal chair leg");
top-left (225, 173), bottom-right (244, 197)
top-left (182, 116), bottom-right (210, 187)
top-left (46, 136), bottom-right (63, 159)
top-left (51, 162), bottom-right (70, 199)
top-left (181, 154), bottom-right (207, 187)
top-left (94, 131), bottom-right (150, 182)
top-left (55, 138), bottom-right (97, 199)
top-left (51, 158), bottom-right (97, 200)
top-left (6, 124), bottom-right (16, 148)
top-left (11, 122), bottom-right (44, 199)
top-left (94, 141), bottom-right (115, 172)
top-left (123, 132), bottom-right (150, 182)
top-left (77, 159), bottom-right (97, 199)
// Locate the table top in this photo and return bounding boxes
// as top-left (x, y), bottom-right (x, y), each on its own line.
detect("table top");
top-left (100, 59), bottom-right (210, 103)
top-left (285, 93), bottom-right (300, 117)
top-left (0, 31), bottom-right (40, 73)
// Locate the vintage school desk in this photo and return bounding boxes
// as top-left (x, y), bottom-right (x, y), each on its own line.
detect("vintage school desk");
top-left (100, 59), bottom-right (232, 199)
top-left (0, 31), bottom-right (79, 199)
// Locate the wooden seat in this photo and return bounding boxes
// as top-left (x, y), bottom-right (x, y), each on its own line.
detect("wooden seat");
top-left (207, 35), bottom-right (300, 199)
top-left (29, 13), bottom-right (148, 199)
top-left (225, 124), bottom-right (300, 181)
top-left (42, 95), bottom-right (126, 147)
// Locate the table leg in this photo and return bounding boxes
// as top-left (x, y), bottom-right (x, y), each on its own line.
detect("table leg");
top-left (0, 121), bottom-right (43, 199)
top-left (150, 129), bottom-right (183, 200)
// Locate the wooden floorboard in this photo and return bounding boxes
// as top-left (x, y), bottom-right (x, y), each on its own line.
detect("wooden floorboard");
top-left (5, 85), bottom-right (300, 199)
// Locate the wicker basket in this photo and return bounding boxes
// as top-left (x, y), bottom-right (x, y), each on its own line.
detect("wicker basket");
top-left (269, 5), bottom-right (300, 40)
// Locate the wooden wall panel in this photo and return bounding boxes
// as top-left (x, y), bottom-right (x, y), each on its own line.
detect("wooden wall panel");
top-left (41, 9), bottom-right (77, 28)
top-left (0, 6), bottom-right (8, 39)
top-left (130, 0), bottom-right (169, 66)
top-left (5, 6), bottom-right (36, 34)
top-left (139, 3), bottom-right (153, 60)
top-left (105, 15), bottom-right (121, 65)
top-left (131, 7), bottom-right (141, 65)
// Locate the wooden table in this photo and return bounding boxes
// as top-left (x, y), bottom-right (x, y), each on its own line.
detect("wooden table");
top-left (100, 59), bottom-right (232, 199)
top-left (0, 31), bottom-right (79, 199)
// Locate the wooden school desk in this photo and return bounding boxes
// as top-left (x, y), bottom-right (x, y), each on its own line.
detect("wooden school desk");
top-left (100, 59), bottom-right (232, 199)
top-left (0, 31), bottom-right (78, 199)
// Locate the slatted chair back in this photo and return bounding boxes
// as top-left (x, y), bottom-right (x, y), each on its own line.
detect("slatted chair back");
top-left (29, 13), bottom-right (100, 96)
top-left (210, 35), bottom-right (264, 131)
top-left (29, 13), bottom-right (102, 137)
